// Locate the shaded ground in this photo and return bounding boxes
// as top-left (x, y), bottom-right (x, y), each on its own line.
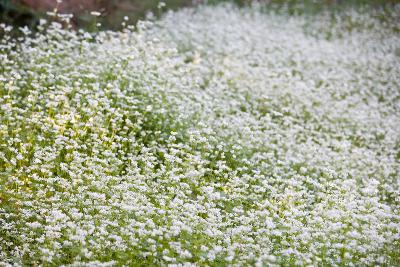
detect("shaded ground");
top-left (0, 0), bottom-right (397, 33)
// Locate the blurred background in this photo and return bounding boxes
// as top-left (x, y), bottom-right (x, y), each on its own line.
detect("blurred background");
top-left (0, 0), bottom-right (397, 33)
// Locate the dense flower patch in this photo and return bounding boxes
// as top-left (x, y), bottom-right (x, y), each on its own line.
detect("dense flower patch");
top-left (1, 4), bottom-right (399, 266)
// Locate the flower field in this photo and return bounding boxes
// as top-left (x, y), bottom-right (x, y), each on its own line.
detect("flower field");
top-left (1, 3), bottom-right (400, 266)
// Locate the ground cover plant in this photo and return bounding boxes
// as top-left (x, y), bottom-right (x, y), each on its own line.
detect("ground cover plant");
top-left (0, 2), bottom-right (400, 266)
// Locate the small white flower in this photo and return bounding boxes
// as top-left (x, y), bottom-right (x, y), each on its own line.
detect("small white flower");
top-left (90, 11), bottom-right (101, 17)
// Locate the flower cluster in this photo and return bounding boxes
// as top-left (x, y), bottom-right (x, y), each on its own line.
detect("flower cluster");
top-left (0, 3), bottom-right (399, 266)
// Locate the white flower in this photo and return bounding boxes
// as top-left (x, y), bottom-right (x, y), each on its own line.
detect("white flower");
top-left (90, 11), bottom-right (101, 17)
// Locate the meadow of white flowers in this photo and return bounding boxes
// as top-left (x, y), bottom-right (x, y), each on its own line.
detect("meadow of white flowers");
top-left (0, 3), bottom-right (399, 266)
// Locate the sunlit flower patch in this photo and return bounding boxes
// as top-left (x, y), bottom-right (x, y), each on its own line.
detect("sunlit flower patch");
top-left (0, 3), bottom-right (399, 266)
